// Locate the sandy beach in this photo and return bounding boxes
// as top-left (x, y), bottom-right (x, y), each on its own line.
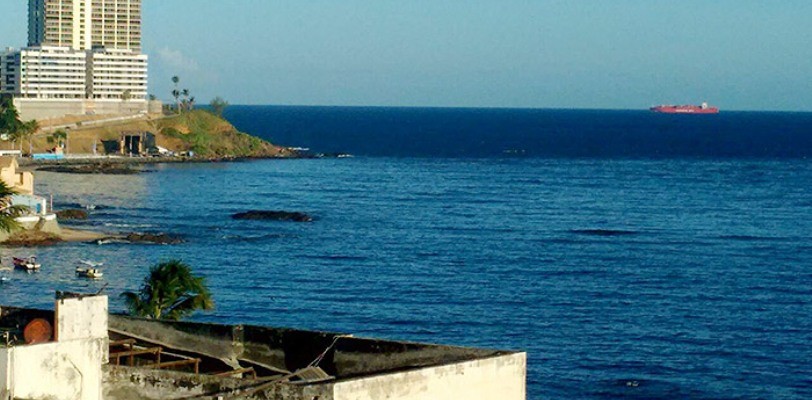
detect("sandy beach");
top-left (58, 227), bottom-right (107, 242)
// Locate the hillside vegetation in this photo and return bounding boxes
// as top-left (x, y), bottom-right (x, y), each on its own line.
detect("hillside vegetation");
top-left (9, 111), bottom-right (294, 158)
top-left (154, 111), bottom-right (292, 157)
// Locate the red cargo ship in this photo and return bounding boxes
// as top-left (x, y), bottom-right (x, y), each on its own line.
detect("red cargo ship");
top-left (650, 102), bottom-right (719, 114)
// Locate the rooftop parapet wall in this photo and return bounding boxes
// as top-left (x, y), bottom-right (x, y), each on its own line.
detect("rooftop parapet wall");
top-left (333, 353), bottom-right (527, 400)
top-left (103, 366), bottom-right (332, 400)
top-left (55, 294), bottom-right (109, 342)
top-left (108, 315), bottom-right (512, 380)
top-left (0, 295), bottom-right (109, 400)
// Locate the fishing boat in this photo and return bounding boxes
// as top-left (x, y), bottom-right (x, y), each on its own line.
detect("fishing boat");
top-left (76, 260), bottom-right (104, 279)
top-left (75, 268), bottom-right (104, 280)
top-left (13, 257), bottom-right (41, 272)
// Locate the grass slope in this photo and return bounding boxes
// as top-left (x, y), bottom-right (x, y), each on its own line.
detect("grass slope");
top-left (8, 111), bottom-right (293, 158)
top-left (156, 111), bottom-right (290, 158)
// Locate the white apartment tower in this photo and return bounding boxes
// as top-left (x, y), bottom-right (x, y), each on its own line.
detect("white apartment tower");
top-left (28, 0), bottom-right (142, 51)
top-left (0, 0), bottom-right (150, 118)
top-left (1, 47), bottom-right (87, 99)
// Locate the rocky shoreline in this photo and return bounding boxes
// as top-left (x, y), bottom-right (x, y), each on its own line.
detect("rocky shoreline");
top-left (3, 207), bottom-right (311, 247)
top-left (1, 229), bottom-right (186, 247)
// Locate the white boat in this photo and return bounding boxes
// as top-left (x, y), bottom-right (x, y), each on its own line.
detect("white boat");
top-left (13, 257), bottom-right (41, 272)
top-left (76, 260), bottom-right (104, 279)
top-left (75, 267), bottom-right (104, 280)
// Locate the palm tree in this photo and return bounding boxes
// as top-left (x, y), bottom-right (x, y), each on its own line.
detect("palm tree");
top-left (171, 89), bottom-right (181, 113)
top-left (0, 97), bottom-right (22, 138)
top-left (20, 120), bottom-right (39, 155)
top-left (171, 76), bottom-right (181, 113)
top-left (0, 180), bottom-right (29, 233)
top-left (121, 260), bottom-right (214, 320)
top-left (47, 129), bottom-right (68, 151)
top-left (181, 89), bottom-right (190, 111)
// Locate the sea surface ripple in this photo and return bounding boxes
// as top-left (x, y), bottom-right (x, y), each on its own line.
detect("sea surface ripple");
top-left (2, 157), bottom-right (809, 399)
top-left (2, 107), bottom-right (812, 399)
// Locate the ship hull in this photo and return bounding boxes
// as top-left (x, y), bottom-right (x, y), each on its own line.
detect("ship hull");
top-left (650, 105), bottom-right (719, 114)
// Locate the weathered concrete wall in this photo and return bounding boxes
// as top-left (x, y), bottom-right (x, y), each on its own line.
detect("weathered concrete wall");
top-left (109, 316), bottom-right (522, 382)
top-left (56, 295), bottom-right (109, 343)
top-left (13, 98), bottom-right (147, 120)
top-left (4, 339), bottom-right (107, 400)
top-left (147, 100), bottom-right (163, 114)
top-left (105, 367), bottom-right (234, 400)
top-left (330, 338), bottom-right (501, 379)
top-left (0, 349), bottom-right (9, 400)
top-left (103, 366), bottom-right (332, 400)
top-left (14, 99), bottom-right (85, 120)
top-left (332, 353), bottom-right (527, 400)
top-left (109, 316), bottom-right (243, 368)
top-left (0, 296), bottom-right (109, 400)
top-left (0, 214), bottom-right (61, 242)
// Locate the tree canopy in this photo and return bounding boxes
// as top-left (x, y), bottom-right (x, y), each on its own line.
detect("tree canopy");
top-left (0, 97), bottom-right (22, 137)
top-left (0, 180), bottom-right (29, 233)
top-left (210, 97), bottom-right (229, 117)
top-left (121, 260), bottom-right (214, 320)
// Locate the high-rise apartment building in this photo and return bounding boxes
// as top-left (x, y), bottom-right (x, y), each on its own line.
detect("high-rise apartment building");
top-left (1, 47), bottom-right (87, 99)
top-left (87, 48), bottom-right (148, 100)
top-left (0, 0), bottom-right (150, 119)
top-left (28, 0), bottom-right (142, 51)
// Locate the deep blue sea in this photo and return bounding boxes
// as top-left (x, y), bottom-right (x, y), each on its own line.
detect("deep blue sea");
top-left (3, 107), bottom-right (812, 399)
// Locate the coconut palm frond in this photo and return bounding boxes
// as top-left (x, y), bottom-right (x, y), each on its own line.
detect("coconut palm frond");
top-left (0, 180), bottom-right (21, 233)
top-left (2, 205), bottom-right (31, 217)
top-left (121, 260), bottom-right (214, 320)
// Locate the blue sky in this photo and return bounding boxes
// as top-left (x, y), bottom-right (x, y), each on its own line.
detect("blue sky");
top-left (1, 1), bottom-right (811, 110)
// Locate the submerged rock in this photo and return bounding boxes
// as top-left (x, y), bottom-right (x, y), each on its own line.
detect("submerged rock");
top-left (232, 210), bottom-right (313, 222)
top-left (38, 164), bottom-right (141, 175)
top-left (94, 232), bottom-right (185, 245)
top-left (56, 209), bottom-right (89, 220)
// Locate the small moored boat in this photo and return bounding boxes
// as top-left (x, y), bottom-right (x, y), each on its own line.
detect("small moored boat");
top-left (75, 267), bottom-right (104, 280)
top-left (76, 260), bottom-right (104, 279)
top-left (13, 257), bottom-right (41, 272)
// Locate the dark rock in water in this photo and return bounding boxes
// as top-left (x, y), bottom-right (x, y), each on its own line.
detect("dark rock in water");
top-left (38, 164), bottom-right (141, 175)
top-left (94, 232), bottom-right (185, 245)
top-left (570, 229), bottom-right (638, 237)
top-left (126, 233), bottom-right (185, 244)
top-left (232, 210), bottom-right (313, 222)
top-left (56, 209), bottom-right (89, 220)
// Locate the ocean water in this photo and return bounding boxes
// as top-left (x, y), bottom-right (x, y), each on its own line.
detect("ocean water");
top-left (3, 108), bottom-right (812, 399)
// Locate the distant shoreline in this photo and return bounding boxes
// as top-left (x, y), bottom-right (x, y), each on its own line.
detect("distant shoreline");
top-left (17, 154), bottom-right (301, 169)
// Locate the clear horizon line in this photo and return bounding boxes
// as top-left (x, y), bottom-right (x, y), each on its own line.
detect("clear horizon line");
top-left (202, 103), bottom-right (812, 114)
